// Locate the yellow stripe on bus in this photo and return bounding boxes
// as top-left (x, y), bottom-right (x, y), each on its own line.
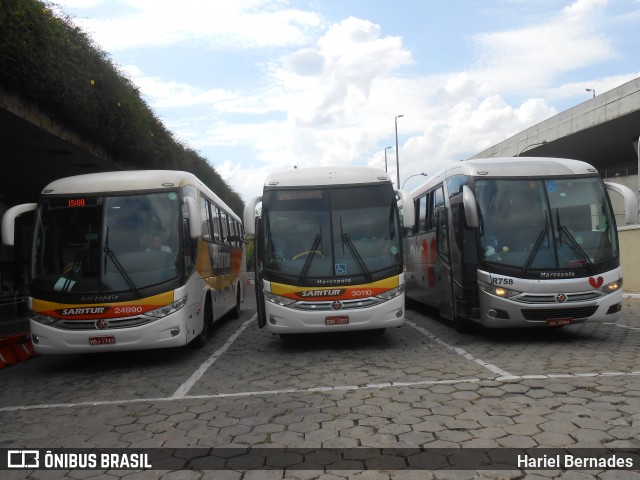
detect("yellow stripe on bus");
top-left (271, 276), bottom-right (399, 301)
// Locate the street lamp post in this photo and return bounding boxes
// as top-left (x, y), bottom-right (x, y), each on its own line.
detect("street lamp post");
top-left (586, 88), bottom-right (595, 98)
top-left (394, 115), bottom-right (404, 187)
top-left (516, 140), bottom-right (547, 157)
top-left (402, 172), bottom-right (427, 190)
top-left (384, 146), bottom-right (392, 172)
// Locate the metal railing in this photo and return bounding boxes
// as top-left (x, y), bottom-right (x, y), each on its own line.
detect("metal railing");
top-left (601, 165), bottom-right (638, 179)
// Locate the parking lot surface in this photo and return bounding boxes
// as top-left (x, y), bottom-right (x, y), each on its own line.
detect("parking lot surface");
top-left (1, 289), bottom-right (639, 479)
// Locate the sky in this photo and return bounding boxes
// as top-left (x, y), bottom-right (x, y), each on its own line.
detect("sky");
top-left (50, 0), bottom-right (640, 198)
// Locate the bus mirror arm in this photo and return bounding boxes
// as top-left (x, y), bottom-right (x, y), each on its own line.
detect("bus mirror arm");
top-left (183, 197), bottom-right (202, 238)
top-left (396, 190), bottom-right (415, 229)
top-left (462, 185), bottom-right (480, 228)
top-left (604, 182), bottom-right (639, 225)
top-left (1, 203), bottom-right (37, 246)
top-left (243, 196), bottom-right (262, 236)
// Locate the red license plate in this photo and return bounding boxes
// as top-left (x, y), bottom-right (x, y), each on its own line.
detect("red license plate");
top-left (325, 315), bottom-right (349, 326)
top-left (547, 318), bottom-right (572, 327)
top-left (89, 336), bottom-right (116, 345)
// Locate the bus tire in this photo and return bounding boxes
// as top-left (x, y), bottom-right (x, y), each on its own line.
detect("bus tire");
top-left (192, 295), bottom-right (213, 348)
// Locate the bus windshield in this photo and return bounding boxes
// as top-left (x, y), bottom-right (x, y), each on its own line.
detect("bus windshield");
top-left (475, 177), bottom-right (618, 272)
top-left (31, 191), bottom-right (181, 294)
top-left (262, 184), bottom-right (402, 283)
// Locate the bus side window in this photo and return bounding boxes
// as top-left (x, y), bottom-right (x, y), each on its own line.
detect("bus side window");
top-left (220, 212), bottom-right (230, 244)
top-left (182, 218), bottom-right (196, 276)
top-left (436, 207), bottom-right (450, 258)
top-left (417, 195), bottom-right (427, 233)
top-left (200, 196), bottom-right (212, 241)
top-left (212, 205), bottom-right (222, 243)
top-left (427, 186), bottom-right (444, 230)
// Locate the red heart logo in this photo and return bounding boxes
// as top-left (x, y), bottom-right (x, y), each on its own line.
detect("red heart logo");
top-left (589, 276), bottom-right (604, 288)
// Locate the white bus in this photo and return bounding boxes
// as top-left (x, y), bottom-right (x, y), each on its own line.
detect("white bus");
top-left (1, 170), bottom-right (246, 353)
top-left (244, 166), bottom-right (415, 335)
top-left (403, 157), bottom-right (638, 330)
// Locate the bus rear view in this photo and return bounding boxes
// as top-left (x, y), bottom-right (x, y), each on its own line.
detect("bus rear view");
top-left (244, 167), bottom-right (414, 336)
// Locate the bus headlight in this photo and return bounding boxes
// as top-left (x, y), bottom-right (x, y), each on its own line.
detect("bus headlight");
top-left (145, 297), bottom-right (188, 319)
top-left (480, 282), bottom-right (521, 299)
top-left (30, 310), bottom-right (58, 325)
top-left (600, 279), bottom-right (622, 294)
top-left (375, 284), bottom-right (405, 301)
top-left (264, 292), bottom-right (296, 306)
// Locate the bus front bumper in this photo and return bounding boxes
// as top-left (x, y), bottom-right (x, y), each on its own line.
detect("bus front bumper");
top-left (29, 312), bottom-right (189, 354)
top-left (476, 289), bottom-right (622, 328)
top-left (263, 295), bottom-right (405, 334)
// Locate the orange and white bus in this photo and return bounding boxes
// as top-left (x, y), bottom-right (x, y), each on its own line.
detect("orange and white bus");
top-left (244, 166), bottom-right (414, 336)
top-left (1, 170), bottom-right (245, 353)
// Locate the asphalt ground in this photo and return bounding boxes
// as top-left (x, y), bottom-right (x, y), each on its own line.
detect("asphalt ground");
top-left (0, 289), bottom-right (639, 479)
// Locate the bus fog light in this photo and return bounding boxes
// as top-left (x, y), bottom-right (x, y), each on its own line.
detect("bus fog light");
top-left (170, 327), bottom-right (180, 337)
top-left (487, 309), bottom-right (497, 318)
top-left (269, 316), bottom-right (277, 325)
top-left (32, 335), bottom-right (39, 344)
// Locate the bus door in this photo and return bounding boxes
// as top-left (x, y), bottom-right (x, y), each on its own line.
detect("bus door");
top-left (435, 206), bottom-right (454, 320)
top-left (254, 216), bottom-right (267, 328)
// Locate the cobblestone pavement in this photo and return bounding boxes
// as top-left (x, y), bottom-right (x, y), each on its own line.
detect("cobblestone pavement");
top-left (0, 291), bottom-right (639, 479)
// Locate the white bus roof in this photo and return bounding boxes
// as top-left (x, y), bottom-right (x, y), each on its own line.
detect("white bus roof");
top-left (454, 157), bottom-right (598, 177)
top-left (410, 157), bottom-right (599, 196)
top-left (263, 166), bottom-right (392, 188)
top-left (40, 170), bottom-right (239, 220)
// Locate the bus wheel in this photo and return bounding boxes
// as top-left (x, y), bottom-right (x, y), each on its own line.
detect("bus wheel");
top-left (193, 297), bottom-right (213, 348)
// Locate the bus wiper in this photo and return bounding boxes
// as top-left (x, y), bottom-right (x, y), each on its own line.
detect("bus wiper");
top-left (103, 227), bottom-right (141, 297)
top-left (340, 234), bottom-right (373, 283)
top-left (521, 227), bottom-right (548, 275)
top-left (298, 233), bottom-right (321, 283)
top-left (556, 209), bottom-right (593, 271)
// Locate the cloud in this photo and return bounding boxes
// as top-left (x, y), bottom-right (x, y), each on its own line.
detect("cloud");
top-left (55, 0), bottom-right (637, 200)
top-left (470, 0), bottom-right (613, 94)
top-left (53, 0), bottom-right (323, 51)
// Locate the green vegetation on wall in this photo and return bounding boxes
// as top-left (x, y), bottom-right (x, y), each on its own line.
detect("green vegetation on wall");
top-left (0, 0), bottom-right (244, 215)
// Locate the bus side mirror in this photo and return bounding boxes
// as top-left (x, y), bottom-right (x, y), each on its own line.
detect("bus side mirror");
top-left (183, 197), bottom-right (202, 238)
top-left (396, 190), bottom-right (415, 229)
top-left (243, 196), bottom-right (262, 236)
top-left (2, 203), bottom-right (37, 246)
top-left (462, 185), bottom-right (479, 228)
top-left (605, 182), bottom-right (639, 225)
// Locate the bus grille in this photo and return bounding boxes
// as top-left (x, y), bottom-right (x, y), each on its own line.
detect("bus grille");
top-left (520, 306), bottom-right (598, 321)
top-left (52, 316), bottom-right (154, 330)
top-left (517, 291), bottom-right (602, 303)
top-left (292, 298), bottom-right (383, 311)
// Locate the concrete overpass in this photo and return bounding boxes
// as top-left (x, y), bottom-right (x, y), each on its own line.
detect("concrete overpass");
top-left (0, 87), bottom-right (123, 209)
top-left (471, 77), bottom-right (640, 187)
